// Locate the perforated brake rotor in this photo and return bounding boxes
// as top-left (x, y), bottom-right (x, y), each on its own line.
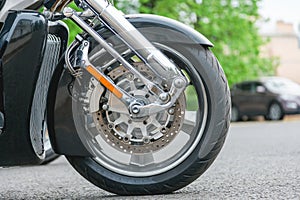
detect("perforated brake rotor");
top-left (93, 64), bottom-right (186, 154)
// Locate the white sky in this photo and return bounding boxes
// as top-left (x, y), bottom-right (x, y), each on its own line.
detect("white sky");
top-left (259, 0), bottom-right (300, 33)
top-left (259, 0), bottom-right (300, 23)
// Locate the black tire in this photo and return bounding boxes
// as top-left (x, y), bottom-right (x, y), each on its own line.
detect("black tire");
top-left (265, 102), bottom-right (284, 121)
top-left (66, 29), bottom-right (230, 195)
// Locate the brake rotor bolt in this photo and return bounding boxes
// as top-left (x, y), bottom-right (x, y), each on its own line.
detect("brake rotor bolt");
top-left (108, 123), bottom-right (114, 129)
top-left (124, 135), bottom-right (130, 142)
top-left (102, 104), bottom-right (109, 110)
top-left (161, 127), bottom-right (167, 133)
top-left (168, 108), bottom-right (175, 115)
top-left (143, 137), bottom-right (150, 144)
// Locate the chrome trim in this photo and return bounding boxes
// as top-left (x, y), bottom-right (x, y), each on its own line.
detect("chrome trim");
top-left (30, 34), bottom-right (61, 158)
top-left (0, 112), bottom-right (4, 134)
top-left (64, 8), bottom-right (160, 95)
top-left (84, 0), bottom-right (184, 86)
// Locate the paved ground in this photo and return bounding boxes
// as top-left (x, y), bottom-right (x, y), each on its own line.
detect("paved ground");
top-left (0, 117), bottom-right (300, 199)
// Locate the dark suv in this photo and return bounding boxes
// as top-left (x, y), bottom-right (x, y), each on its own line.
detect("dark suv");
top-left (231, 77), bottom-right (300, 121)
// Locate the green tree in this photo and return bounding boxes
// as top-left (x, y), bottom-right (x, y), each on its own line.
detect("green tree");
top-left (115, 0), bottom-right (277, 86)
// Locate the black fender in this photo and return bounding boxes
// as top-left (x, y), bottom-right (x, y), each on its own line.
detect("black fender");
top-left (0, 11), bottom-right (48, 166)
top-left (46, 57), bottom-right (92, 156)
top-left (47, 14), bottom-right (213, 156)
top-left (0, 10), bottom-right (68, 166)
top-left (126, 14), bottom-right (213, 46)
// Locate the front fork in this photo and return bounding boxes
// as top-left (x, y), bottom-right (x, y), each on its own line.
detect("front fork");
top-left (63, 0), bottom-right (187, 117)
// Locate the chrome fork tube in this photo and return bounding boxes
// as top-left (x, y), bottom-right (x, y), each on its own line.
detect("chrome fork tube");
top-left (63, 0), bottom-right (189, 117)
top-left (64, 7), bottom-right (160, 94)
top-left (84, 0), bottom-right (183, 86)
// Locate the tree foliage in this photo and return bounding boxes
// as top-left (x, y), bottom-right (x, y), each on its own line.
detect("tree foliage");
top-left (115, 0), bottom-right (277, 86)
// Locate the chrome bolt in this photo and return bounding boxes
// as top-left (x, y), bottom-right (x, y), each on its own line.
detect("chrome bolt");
top-left (159, 93), bottom-right (169, 102)
top-left (161, 127), bottom-right (167, 133)
top-left (131, 105), bottom-right (140, 114)
top-left (123, 135), bottom-right (131, 142)
top-left (174, 77), bottom-right (186, 88)
top-left (168, 108), bottom-right (175, 115)
top-left (102, 104), bottom-right (109, 110)
top-left (127, 74), bottom-right (134, 81)
top-left (83, 41), bottom-right (89, 46)
top-left (108, 123), bottom-right (114, 129)
top-left (143, 136), bottom-right (151, 144)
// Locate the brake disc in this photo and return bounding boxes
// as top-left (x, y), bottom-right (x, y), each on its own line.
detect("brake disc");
top-left (93, 64), bottom-right (186, 154)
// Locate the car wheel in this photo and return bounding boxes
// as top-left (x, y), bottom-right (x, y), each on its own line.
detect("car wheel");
top-left (266, 102), bottom-right (284, 121)
top-left (231, 105), bottom-right (240, 122)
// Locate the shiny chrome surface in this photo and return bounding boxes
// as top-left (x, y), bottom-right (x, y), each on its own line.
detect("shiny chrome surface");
top-left (84, 0), bottom-right (184, 87)
top-left (63, 1), bottom-right (190, 117)
top-left (72, 42), bottom-right (208, 177)
top-left (67, 37), bottom-right (186, 117)
top-left (64, 8), bottom-right (161, 95)
top-left (30, 34), bottom-right (61, 158)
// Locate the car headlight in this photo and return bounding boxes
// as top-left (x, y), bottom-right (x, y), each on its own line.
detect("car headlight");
top-left (286, 102), bottom-right (298, 109)
top-left (280, 95), bottom-right (299, 109)
top-left (281, 94), bottom-right (296, 101)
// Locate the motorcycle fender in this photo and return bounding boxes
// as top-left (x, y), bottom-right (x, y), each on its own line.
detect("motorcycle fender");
top-left (47, 61), bottom-right (92, 157)
top-left (0, 10), bottom-right (69, 166)
top-left (48, 14), bottom-right (213, 157)
top-left (0, 11), bottom-right (47, 166)
top-left (126, 14), bottom-right (213, 47)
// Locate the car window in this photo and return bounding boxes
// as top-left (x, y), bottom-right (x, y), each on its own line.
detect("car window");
top-left (240, 83), bottom-right (252, 92)
top-left (253, 83), bottom-right (265, 92)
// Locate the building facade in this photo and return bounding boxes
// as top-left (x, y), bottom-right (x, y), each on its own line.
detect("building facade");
top-left (262, 21), bottom-right (300, 83)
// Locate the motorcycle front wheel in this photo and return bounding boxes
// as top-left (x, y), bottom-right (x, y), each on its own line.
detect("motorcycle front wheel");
top-left (66, 24), bottom-right (230, 195)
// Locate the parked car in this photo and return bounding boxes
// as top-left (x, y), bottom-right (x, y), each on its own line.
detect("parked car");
top-left (231, 77), bottom-right (300, 121)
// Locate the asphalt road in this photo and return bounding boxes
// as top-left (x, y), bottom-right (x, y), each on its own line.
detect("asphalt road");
top-left (0, 119), bottom-right (300, 199)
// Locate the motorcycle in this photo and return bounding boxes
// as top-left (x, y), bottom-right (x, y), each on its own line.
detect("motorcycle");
top-left (0, 0), bottom-right (231, 195)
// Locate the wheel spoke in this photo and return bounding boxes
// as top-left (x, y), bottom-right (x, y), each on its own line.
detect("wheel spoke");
top-left (126, 124), bottom-right (135, 135)
top-left (150, 116), bottom-right (163, 128)
top-left (130, 152), bottom-right (154, 166)
top-left (181, 111), bottom-right (196, 134)
top-left (113, 115), bottom-right (125, 126)
top-left (140, 125), bottom-right (148, 137)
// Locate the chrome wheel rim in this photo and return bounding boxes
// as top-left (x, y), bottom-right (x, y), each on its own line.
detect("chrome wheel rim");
top-left (72, 44), bottom-right (208, 177)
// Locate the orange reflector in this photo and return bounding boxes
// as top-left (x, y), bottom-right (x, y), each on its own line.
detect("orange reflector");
top-left (86, 65), bottom-right (123, 99)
